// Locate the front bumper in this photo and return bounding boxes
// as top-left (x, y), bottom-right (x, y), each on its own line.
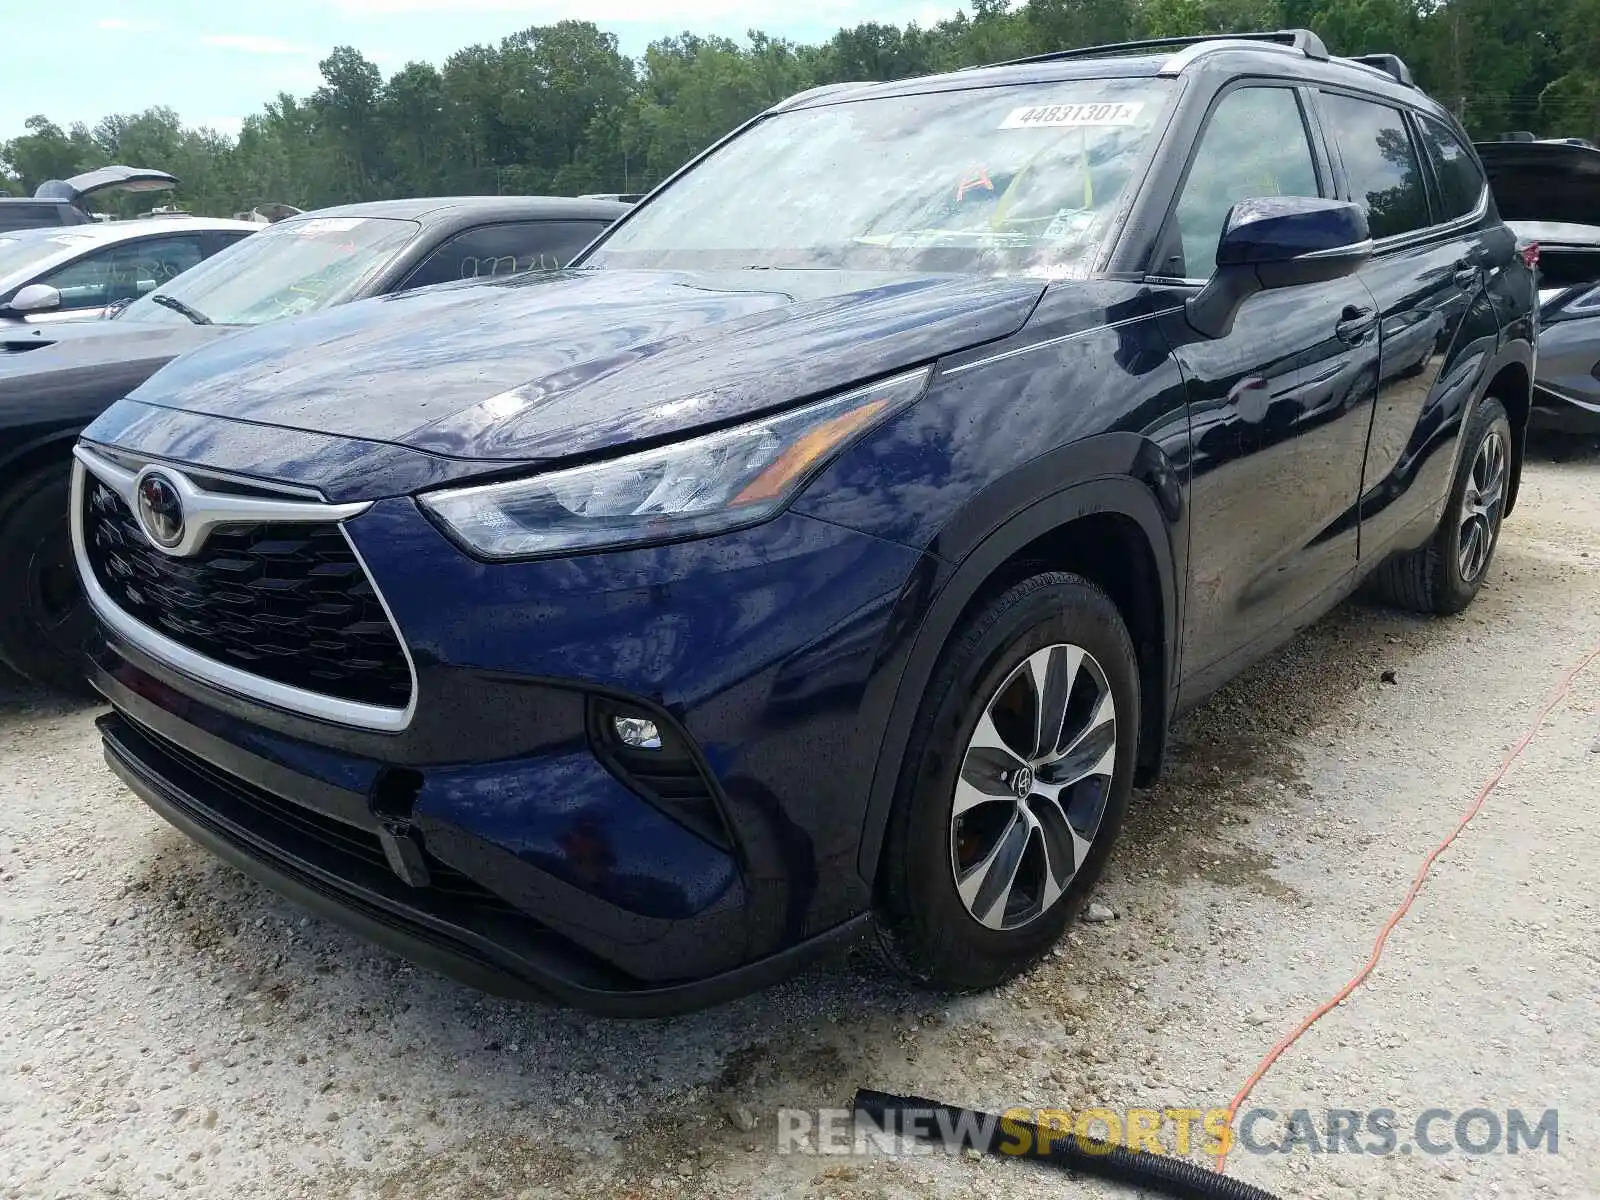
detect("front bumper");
top-left (99, 708), bottom-right (870, 1015)
top-left (85, 485), bottom-right (925, 1010)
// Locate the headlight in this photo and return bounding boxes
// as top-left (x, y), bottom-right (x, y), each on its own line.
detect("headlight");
top-left (420, 367), bottom-right (930, 559)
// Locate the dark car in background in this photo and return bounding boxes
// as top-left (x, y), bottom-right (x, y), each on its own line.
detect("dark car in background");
top-left (74, 32), bottom-right (1534, 1013)
top-left (0, 166), bottom-right (180, 233)
top-left (0, 195), bottom-right (626, 690)
top-left (1478, 136), bottom-right (1600, 434)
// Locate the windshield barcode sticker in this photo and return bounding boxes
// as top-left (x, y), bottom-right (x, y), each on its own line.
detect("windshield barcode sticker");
top-left (1000, 102), bottom-right (1145, 129)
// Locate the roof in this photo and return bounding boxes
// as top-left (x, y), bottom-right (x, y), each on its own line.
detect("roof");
top-left (780, 30), bottom-right (1443, 120)
top-left (300, 196), bottom-right (632, 226)
top-left (0, 216), bottom-right (256, 241)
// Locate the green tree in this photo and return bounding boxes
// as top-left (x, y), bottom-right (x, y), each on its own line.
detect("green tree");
top-left (5, 1), bottom-right (1596, 216)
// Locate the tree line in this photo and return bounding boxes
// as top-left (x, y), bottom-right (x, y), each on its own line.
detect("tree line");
top-left (1, 0), bottom-right (1592, 218)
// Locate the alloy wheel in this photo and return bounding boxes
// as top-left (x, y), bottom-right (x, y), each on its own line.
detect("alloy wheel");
top-left (950, 643), bottom-right (1118, 931)
top-left (1458, 427), bottom-right (1507, 584)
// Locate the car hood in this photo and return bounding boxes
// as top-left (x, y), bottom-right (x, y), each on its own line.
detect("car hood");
top-left (0, 320), bottom-right (234, 372)
top-left (1477, 141), bottom-right (1600, 226)
top-left (126, 268), bottom-right (1045, 462)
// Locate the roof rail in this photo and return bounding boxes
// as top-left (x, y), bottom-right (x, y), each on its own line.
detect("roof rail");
top-left (769, 81), bottom-right (876, 112)
top-left (978, 29), bottom-right (1329, 72)
top-left (1342, 52), bottom-right (1415, 87)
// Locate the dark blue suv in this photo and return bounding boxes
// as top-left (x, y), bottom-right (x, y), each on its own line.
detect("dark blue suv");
top-left (74, 31), bottom-right (1536, 1014)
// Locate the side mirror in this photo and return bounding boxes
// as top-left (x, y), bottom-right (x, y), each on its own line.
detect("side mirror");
top-left (1186, 197), bottom-right (1372, 339)
top-left (4, 283), bottom-right (63, 316)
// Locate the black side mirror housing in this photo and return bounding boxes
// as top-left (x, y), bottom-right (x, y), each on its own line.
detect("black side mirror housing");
top-left (1186, 197), bottom-right (1373, 339)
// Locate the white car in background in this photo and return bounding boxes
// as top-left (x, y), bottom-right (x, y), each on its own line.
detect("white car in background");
top-left (0, 218), bottom-right (258, 325)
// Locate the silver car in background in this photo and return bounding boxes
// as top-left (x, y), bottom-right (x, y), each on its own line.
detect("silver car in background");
top-left (0, 218), bottom-right (257, 325)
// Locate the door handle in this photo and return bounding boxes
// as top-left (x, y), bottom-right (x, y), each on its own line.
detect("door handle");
top-left (1453, 260), bottom-right (1483, 289)
top-left (1335, 305), bottom-right (1377, 344)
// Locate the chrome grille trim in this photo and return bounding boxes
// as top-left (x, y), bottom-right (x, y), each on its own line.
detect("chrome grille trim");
top-left (72, 446), bottom-right (418, 733)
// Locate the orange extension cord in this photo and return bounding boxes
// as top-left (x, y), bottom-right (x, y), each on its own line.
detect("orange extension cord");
top-left (1214, 646), bottom-right (1600, 1175)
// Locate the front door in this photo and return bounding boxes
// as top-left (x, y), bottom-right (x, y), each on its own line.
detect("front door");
top-left (1155, 83), bottom-right (1380, 697)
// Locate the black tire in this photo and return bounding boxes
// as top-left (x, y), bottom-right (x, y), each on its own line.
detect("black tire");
top-left (875, 571), bottom-right (1140, 992)
top-left (0, 462), bottom-right (95, 694)
top-left (1369, 396), bottom-right (1512, 616)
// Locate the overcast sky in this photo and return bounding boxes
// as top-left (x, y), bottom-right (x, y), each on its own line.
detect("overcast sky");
top-left (1, 0), bottom-right (957, 141)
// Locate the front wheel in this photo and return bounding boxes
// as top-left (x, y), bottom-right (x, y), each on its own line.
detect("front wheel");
top-left (875, 572), bottom-right (1140, 992)
top-left (0, 463), bottom-right (95, 694)
top-left (1370, 395), bottom-right (1511, 615)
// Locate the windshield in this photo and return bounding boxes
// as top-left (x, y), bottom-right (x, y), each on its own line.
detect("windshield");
top-left (589, 78), bottom-right (1173, 276)
top-left (118, 215), bottom-right (420, 325)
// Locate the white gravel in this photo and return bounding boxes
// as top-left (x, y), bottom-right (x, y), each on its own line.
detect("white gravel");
top-left (3, 446), bottom-right (1597, 1200)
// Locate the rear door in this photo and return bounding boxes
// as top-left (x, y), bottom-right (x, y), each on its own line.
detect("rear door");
top-left (1157, 82), bottom-right (1381, 695)
top-left (1318, 92), bottom-right (1504, 558)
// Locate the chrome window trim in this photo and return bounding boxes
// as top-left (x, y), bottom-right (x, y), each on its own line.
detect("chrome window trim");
top-left (1366, 185), bottom-right (1490, 253)
top-left (72, 448), bottom-right (418, 733)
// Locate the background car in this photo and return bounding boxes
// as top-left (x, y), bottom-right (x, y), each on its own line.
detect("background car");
top-left (0, 166), bottom-right (179, 233)
top-left (0, 194), bottom-right (628, 691)
top-left (0, 217), bottom-right (258, 325)
top-left (1477, 136), bottom-right (1600, 434)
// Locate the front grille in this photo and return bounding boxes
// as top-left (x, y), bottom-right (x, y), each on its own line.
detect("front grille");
top-left (83, 477), bottom-right (411, 710)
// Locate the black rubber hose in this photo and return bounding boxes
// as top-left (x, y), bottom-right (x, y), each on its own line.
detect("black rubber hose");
top-left (853, 1089), bottom-right (1284, 1200)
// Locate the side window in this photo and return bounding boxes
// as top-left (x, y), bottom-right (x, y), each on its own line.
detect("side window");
top-left (1321, 93), bottom-right (1432, 239)
top-left (1171, 87), bottom-right (1320, 279)
top-left (210, 231), bottom-right (256, 254)
top-left (399, 221), bottom-right (610, 292)
top-left (41, 235), bottom-right (204, 311)
top-left (1417, 115), bottom-right (1486, 221)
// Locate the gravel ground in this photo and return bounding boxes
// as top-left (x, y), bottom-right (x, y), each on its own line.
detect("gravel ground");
top-left (3, 444), bottom-right (1597, 1200)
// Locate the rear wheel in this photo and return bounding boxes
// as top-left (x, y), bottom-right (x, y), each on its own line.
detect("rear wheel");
top-left (875, 572), bottom-right (1139, 992)
top-left (0, 463), bottom-right (94, 694)
top-left (1370, 395), bottom-right (1511, 615)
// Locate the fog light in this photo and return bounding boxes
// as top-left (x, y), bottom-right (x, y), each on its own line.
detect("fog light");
top-left (612, 715), bottom-right (662, 750)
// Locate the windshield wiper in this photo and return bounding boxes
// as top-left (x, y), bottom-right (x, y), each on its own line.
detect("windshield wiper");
top-left (149, 294), bottom-right (212, 325)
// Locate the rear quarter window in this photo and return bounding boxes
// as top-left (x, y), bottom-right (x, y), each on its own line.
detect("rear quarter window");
top-left (1417, 116), bottom-right (1486, 221)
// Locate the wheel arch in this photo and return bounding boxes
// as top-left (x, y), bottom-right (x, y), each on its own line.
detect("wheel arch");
top-left (855, 456), bottom-right (1184, 889)
top-left (0, 429), bottom-right (80, 510)
top-left (1479, 349), bottom-right (1531, 516)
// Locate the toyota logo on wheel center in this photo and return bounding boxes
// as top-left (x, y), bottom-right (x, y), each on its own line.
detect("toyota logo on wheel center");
top-left (135, 470), bottom-right (185, 549)
top-left (1012, 766), bottom-right (1033, 800)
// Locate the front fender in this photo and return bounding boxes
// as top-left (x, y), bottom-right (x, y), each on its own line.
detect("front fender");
top-left (852, 446), bottom-right (1185, 886)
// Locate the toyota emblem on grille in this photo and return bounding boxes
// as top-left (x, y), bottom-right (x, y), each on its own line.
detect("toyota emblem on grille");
top-left (135, 470), bottom-right (185, 549)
